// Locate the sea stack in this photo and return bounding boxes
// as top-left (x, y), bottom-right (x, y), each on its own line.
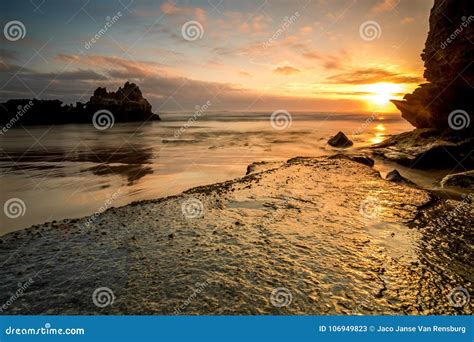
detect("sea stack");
top-left (87, 82), bottom-right (156, 121)
top-left (391, 0), bottom-right (473, 134)
top-left (0, 82), bottom-right (160, 126)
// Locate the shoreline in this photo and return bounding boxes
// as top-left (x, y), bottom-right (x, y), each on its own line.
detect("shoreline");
top-left (2, 151), bottom-right (466, 237)
top-left (0, 154), bottom-right (471, 315)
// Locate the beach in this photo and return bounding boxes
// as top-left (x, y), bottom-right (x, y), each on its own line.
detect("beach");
top-left (0, 111), bottom-right (418, 235)
top-left (0, 155), bottom-right (472, 315)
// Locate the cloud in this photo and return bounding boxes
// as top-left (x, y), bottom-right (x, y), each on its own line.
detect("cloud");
top-left (55, 54), bottom-right (168, 79)
top-left (160, 2), bottom-right (207, 24)
top-left (239, 71), bottom-right (252, 77)
top-left (0, 60), bottom-right (28, 73)
top-left (22, 69), bottom-right (107, 81)
top-left (401, 17), bottom-right (415, 24)
top-left (0, 49), bottom-right (20, 62)
top-left (0, 55), bottom-right (366, 112)
top-left (273, 66), bottom-right (301, 75)
top-left (326, 68), bottom-right (423, 84)
top-left (302, 50), bottom-right (346, 70)
top-left (371, 0), bottom-right (399, 14)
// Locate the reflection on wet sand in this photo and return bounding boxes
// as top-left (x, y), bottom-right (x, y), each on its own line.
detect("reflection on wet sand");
top-left (0, 156), bottom-right (471, 315)
top-left (0, 115), bottom-right (415, 234)
top-left (0, 145), bottom-right (154, 185)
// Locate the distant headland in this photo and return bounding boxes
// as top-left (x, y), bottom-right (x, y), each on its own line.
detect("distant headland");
top-left (0, 82), bottom-right (160, 128)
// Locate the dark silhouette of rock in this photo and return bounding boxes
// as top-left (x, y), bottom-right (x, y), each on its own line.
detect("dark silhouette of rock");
top-left (441, 170), bottom-right (474, 189)
top-left (391, 0), bottom-right (473, 134)
top-left (328, 131), bottom-right (353, 148)
top-left (386, 169), bottom-right (416, 186)
top-left (370, 128), bottom-right (474, 169)
top-left (0, 82), bottom-right (160, 127)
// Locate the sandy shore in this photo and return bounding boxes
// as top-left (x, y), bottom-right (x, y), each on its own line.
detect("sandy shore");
top-left (0, 155), bottom-right (472, 314)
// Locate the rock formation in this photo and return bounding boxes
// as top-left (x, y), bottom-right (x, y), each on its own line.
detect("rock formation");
top-left (391, 0), bottom-right (473, 134)
top-left (386, 169), bottom-right (416, 186)
top-left (327, 131), bottom-right (353, 148)
top-left (0, 82), bottom-right (160, 126)
top-left (441, 170), bottom-right (474, 189)
top-left (88, 82), bottom-right (153, 118)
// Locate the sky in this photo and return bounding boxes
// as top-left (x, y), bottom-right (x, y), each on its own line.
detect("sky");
top-left (0, 0), bottom-right (434, 113)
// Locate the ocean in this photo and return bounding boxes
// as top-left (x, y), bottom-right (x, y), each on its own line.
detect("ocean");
top-left (0, 111), bottom-right (414, 235)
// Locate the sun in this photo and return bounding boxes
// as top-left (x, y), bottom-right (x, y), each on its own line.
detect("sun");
top-left (365, 82), bottom-right (404, 109)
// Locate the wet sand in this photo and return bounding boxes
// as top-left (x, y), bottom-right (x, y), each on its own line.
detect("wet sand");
top-left (0, 114), bottom-right (414, 235)
top-left (0, 156), bottom-right (472, 314)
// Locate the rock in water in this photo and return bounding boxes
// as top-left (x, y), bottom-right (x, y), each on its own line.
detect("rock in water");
top-left (391, 0), bottom-right (474, 134)
top-left (88, 82), bottom-right (158, 122)
top-left (386, 169), bottom-right (416, 186)
top-left (0, 81), bottom-right (160, 125)
top-left (328, 131), bottom-right (353, 148)
top-left (441, 170), bottom-right (474, 189)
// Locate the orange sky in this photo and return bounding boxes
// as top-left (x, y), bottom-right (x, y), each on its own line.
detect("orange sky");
top-left (0, 0), bottom-right (434, 113)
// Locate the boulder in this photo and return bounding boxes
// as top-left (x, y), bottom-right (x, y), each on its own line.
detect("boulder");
top-left (328, 131), bottom-right (353, 148)
top-left (386, 170), bottom-right (416, 186)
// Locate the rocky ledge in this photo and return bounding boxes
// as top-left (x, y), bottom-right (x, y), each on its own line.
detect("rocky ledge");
top-left (369, 128), bottom-right (474, 169)
top-left (0, 156), bottom-right (471, 315)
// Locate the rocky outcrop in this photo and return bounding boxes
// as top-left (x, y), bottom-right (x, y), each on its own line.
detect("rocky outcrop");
top-left (370, 128), bottom-right (474, 169)
top-left (328, 131), bottom-right (353, 148)
top-left (87, 82), bottom-right (154, 120)
top-left (441, 170), bottom-right (474, 189)
top-left (391, 0), bottom-right (473, 134)
top-left (0, 82), bottom-right (160, 127)
top-left (386, 169), bottom-right (416, 186)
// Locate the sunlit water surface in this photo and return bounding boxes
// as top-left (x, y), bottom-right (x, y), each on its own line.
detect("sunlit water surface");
top-left (1, 112), bottom-right (415, 234)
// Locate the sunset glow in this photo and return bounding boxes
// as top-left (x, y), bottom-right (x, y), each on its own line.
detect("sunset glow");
top-left (0, 1), bottom-right (432, 112)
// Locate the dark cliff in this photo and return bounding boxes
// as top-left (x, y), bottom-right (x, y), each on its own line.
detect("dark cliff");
top-left (392, 0), bottom-right (473, 134)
